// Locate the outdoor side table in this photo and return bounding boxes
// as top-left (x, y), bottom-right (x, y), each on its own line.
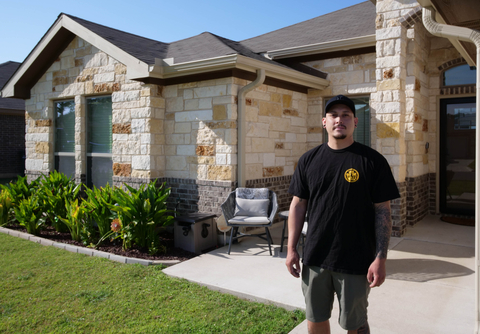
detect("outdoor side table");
top-left (279, 210), bottom-right (289, 252)
top-left (174, 213), bottom-right (217, 254)
top-left (279, 210), bottom-right (308, 253)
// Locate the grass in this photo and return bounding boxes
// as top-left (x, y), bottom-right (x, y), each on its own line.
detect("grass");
top-left (0, 233), bottom-right (304, 333)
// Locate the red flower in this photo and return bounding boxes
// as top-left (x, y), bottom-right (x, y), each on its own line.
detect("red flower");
top-left (111, 219), bottom-right (121, 232)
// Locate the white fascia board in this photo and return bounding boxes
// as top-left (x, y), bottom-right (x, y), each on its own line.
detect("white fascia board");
top-left (417, 0), bottom-right (475, 66)
top-left (1, 76), bottom-right (17, 98)
top-left (266, 35), bottom-right (376, 60)
top-left (149, 54), bottom-right (329, 90)
top-left (61, 16), bottom-right (150, 79)
top-left (149, 54), bottom-right (239, 77)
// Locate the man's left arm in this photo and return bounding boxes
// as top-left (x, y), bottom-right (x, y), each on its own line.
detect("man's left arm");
top-left (367, 200), bottom-right (392, 288)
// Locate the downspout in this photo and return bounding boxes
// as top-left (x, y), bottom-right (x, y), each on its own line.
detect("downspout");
top-left (423, 7), bottom-right (480, 333)
top-left (237, 69), bottom-right (266, 187)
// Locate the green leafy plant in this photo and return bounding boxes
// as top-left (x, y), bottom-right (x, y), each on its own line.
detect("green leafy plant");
top-left (14, 196), bottom-right (45, 235)
top-left (111, 181), bottom-right (174, 254)
top-left (58, 199), bottom-right (86, 242)
top-left (83, 184), bottom-right (117, 241)
top-left (0, 189), bottom-right (13, 226)
top-left (37, 171), bottom-right (81, 232)
top-left (0, 175), bottom-right (40, 208)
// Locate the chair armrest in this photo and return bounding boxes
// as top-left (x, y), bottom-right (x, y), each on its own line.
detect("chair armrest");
top-left (220, 191), bottom-right (236, 223)
top-left (268, 191), bottom-right (278, 224)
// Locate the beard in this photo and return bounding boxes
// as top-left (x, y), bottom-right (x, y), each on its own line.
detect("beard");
top-left (332, 133), bottom-right (347, 139)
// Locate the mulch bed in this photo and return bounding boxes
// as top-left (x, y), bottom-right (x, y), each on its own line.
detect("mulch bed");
top-left (4, 223), bottom-right (198, 262)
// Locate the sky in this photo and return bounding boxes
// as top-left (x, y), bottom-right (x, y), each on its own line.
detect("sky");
top-left (0, 0), bottom-right (366, 64)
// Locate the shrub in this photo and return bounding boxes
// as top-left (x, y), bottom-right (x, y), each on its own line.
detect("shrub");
top-left (111, 181), bottom-right (174, 254)
top-left (58, 199), bottom-right (86, 242)
top-left (14, 196), bottom-right (45, 235)
top-left (0, 190), bottom-right (13, 227)
top-left (83, 184), bottom-right (117, 242)
top-left (37, 171), bottom-right (81, 232)
top-left (0, 175), bottom-right (40, 208)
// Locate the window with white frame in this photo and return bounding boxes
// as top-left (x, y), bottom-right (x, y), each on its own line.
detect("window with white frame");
top-left (86, 96), bottom-right (112, 188)
top-left (54, 100), bottom-right (76, 178)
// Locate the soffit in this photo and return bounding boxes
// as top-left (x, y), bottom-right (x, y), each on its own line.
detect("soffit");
top-left (429, 0), bottom-right (480, 65)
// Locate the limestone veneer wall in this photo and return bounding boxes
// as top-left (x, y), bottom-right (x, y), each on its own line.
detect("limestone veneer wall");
top-left (160, 79), bottom-right (311, 215)
top-left (162, 78), bottom-right (237, 182)
top-left (24, 37), bottom-right (165, 185)
top-left (244, 84), bottom-right (308, 180)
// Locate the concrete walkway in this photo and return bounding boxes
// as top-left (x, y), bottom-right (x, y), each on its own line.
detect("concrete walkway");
top-left (163, 215), bottom-right (475, 334)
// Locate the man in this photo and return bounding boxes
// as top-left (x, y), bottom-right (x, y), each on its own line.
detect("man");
top-left (286, 95), bottom-right (400, 334)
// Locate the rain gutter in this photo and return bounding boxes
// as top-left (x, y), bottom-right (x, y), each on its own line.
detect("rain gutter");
top-left (237, 69), bottom-right (265, 187)
top-left (423, 6), bottom-right (480, 333)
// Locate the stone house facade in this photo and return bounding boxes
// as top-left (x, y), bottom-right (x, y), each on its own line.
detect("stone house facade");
top-left (2, 0), bottom-right (478, 236)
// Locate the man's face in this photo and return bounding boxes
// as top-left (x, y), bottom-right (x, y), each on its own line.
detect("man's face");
top-left (322, 104), bottom-right (358, 140)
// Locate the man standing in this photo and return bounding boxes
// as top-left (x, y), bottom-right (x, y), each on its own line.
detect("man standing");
top-left (286, 95), bottom-right (400, 334)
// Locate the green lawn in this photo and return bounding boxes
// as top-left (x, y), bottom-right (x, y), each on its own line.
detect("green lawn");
top-left (0, 233), bottom-right (304, 333)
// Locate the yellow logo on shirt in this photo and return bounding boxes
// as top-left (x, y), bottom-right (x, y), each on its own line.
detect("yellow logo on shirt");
top-left (344, 168), bottom-right (359, 183)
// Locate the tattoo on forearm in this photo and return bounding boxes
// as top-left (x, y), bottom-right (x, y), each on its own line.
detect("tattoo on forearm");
top-left (374, 202), bottom-right (392, 259)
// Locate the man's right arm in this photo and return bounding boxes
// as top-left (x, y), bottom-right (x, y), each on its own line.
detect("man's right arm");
top-left (285, 196), bottom-right (308, 278)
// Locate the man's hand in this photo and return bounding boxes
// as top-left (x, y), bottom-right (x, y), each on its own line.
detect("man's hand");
top-left (285, 196), bottom-right (308, 279)
top-left (367, 257), bottom-right (386, 287)
top-left (286, 248), bottom-right (301, 278)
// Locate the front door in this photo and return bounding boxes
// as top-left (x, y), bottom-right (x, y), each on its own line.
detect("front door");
top-left (440, 97), bottom-right (476, 216)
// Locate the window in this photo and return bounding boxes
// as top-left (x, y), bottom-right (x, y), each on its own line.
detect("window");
top-left (443, 64), bottom-right (476, 86)
top-left (86, 96), bottom-right (112, 188)
top-left (350, 96), bottom-right (370, 146)
top-left (323, 96), bottom-right (371, 146)
top-left (54, 100), bottom-right (75, 178)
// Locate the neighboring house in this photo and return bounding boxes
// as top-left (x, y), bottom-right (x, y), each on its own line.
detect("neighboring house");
top-left (0, 61), bottom-right (25, 180)
top-left (1, 0), bottom-right (478, 236)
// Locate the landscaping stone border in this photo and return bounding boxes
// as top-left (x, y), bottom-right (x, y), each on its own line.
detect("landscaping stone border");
top-left (0, 226), bottom-right (180, 267)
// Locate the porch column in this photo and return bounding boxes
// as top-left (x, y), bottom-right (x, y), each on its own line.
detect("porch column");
top-left (373, 3), bottom-right (412, 235)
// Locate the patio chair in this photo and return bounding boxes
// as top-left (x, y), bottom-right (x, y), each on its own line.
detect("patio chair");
top-left (220, 188), bottom-right (278, 255)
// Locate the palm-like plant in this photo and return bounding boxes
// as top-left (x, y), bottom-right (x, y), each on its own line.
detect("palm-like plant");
top-left (111, 181), bottom-right (173, 254)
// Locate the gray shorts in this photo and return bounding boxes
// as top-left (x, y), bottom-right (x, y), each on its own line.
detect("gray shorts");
top-left (301, 265), bottom-right (370, 330)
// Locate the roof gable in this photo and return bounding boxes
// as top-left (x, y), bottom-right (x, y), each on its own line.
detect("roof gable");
top-left (3, 12), bottom-right (331, 99)
top-left (65, 14), bottom-right (169, 64)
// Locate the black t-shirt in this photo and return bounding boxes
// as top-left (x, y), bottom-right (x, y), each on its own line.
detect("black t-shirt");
top-left (289, 142), bottom-right (400, 275)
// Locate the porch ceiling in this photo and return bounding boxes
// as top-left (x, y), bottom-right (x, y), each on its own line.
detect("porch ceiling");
top-left (428, 0), bottom-right (480, 66)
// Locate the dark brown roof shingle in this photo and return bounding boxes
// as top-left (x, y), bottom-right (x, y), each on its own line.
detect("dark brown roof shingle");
top-left (241, 1), bottom-right (375, 53)
top-left (0, 62), bottom-right (25, 110)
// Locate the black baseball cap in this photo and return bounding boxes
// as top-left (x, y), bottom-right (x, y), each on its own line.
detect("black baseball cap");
top-left (325, 95), bottom-right (356, 116)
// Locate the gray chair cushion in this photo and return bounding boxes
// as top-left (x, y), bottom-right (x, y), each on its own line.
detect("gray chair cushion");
top-left (228, 216), bottom-right (271, 225)
top-left (234, 198), bottom-right (269, 217)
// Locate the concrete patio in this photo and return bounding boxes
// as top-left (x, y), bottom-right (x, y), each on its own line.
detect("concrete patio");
top-left (163, 215), bottom-right (475, 334)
